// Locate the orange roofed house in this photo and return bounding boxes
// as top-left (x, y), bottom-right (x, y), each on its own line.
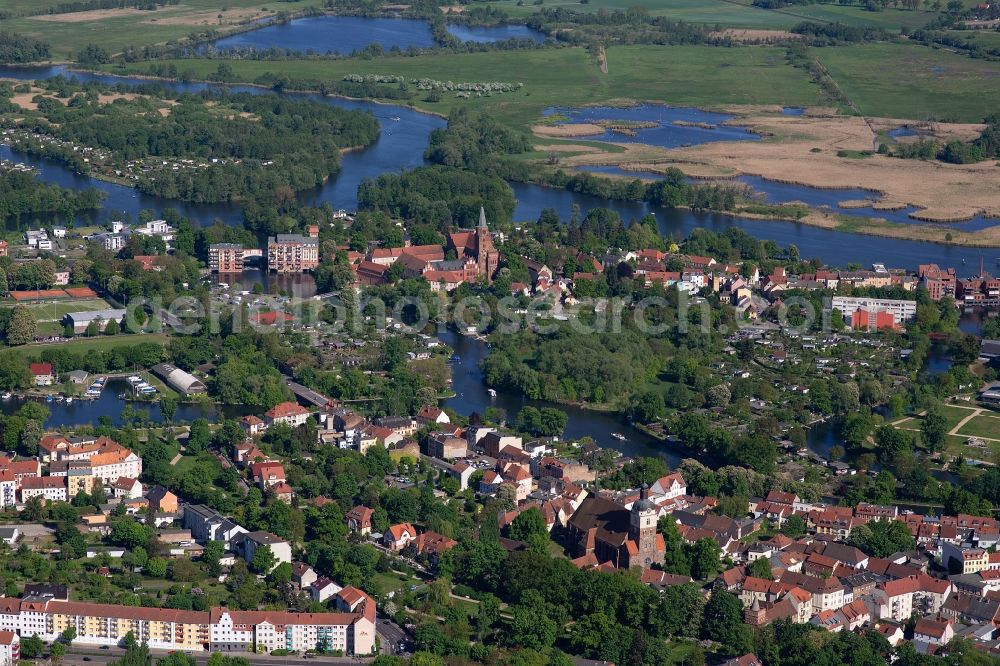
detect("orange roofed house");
top-left (383, 523), bottom-right (417, 551)
top-left (250, 462), bottom-right (286, 489)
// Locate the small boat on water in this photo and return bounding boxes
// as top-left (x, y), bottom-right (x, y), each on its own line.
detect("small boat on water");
top-left (611, 432), bottom-right (627, 441)
top-left (488, 388), bottom-right (497, 398)
top-left (449, 354), bottom-right (461, 362)
top-left (65, 397), bottom-right (73, 404)
top-left (45, 395), bottom-right (53, 403)
top-left (1, 392), bottom-right (12, 400)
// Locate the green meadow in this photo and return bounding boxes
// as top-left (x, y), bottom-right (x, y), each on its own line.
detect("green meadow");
top-left (100, 45), bottom-right (823, 125)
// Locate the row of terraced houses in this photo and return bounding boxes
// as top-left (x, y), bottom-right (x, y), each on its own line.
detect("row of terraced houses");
top-left (0, 596), bottom-right (376, 655)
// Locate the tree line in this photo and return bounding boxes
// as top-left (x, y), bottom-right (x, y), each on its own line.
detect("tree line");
top-left (0, 168), bottom-right (103, 222)
top-left (0, 32), bottom-right (50, 64)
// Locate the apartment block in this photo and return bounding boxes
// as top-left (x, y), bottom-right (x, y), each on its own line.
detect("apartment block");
top-left (208, 244), bottom-right (245, 273)
top-left (0, 597), bottom-right (374, 655)
top-left (267, 234), bottom-right (319, 273)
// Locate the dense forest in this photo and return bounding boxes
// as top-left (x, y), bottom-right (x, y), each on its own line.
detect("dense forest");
top-left (0, 32), bottom-right (51, 64)
top-left (357, 165), bottom-right (517, 228)
top-left (526, 8), bottom-right (711, 46)
top-left (13, 84), bottom-right (380, 203)
top-left (0, 168), bottom-right (104, 222)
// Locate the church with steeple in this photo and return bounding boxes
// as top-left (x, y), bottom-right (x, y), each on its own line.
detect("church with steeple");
top-left (565, 485), bottom-right (666, 569)
top-left (447, 207), bottom-right (501, 283)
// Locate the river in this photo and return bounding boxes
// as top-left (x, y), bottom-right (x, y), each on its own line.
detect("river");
top-left (0, 379), bottom-right (252, 428)
top-left (1, 64), bottom-right (999, 459)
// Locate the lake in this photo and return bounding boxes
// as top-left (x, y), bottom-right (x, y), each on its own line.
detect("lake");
top-left (205, 16), bottom-right (547, 54)
top-left (543, 103), bottom-right (760, 148)
top-left (445, 23), bottom-right (547, 44)
top-left (209, 16), bottom-right (436, 54)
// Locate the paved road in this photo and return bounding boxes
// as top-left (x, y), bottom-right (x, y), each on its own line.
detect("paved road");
top-left (376, 617), bottom-right (411, 656)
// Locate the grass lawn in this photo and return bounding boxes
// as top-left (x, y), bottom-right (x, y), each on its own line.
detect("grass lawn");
top-left (815, 42), bottom-right (1000, 122)
top-left (103, 45), bottom-right (823, 127)
top-left (894, 404), bottom-right (975, 431)
top-left (372, 571), bottom-right (410, 597)
top-left (955, 412), bottom-right (1000, 440)
top-left (3, 0), bottom-right (328, 59)
top-left (171, 454), bottom-right (203, 474)
top-left (10, 332), bottom-right (169, 359)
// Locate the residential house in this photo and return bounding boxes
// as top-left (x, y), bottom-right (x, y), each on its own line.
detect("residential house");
top-left (345, 506), bottom-right (374, 536)
top-left (251, 462), bottom-right (286, 489)
top-left (111, 477), bottom-right (142, 500)
top-left (914, 618), bottom-right (954, 653)
top-left (30, 363), bottom-right (54, 387)
top-left (310, 577), bottom-right (343, 604)
top-left (263, 402), bottom-right (311, 428)
top-left (232, 531), bottom-right (293, 571)
top-left (875, 576), bottom-right (920, 622)
top-left (384, 523), bottom-right (417, 551)
top-left (447, 462), bottom-right (475, 491)
top-left (240, 415), bottom-right (265, 437)
top-left (146, 486), bottom-right (179, 514)
top-left (291, 563), bottom-right (317, 591)
top-left (416, 405), bottom-right (450, 426)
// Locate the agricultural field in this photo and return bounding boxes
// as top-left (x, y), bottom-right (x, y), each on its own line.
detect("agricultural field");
top-left (770, 2), bottom-right (939, 29)
top-left (103, 44), bottom-right (824, 126)
top-left (486, 0), bottom-right (940, 29)
top-left (103, 41), bottom-right (1000, 125)
top-left (944, 29), bottom-right (1000, 50)
top-left (2, 0), bottom-right (327, 59)
top-left (495, 0), bottom-right (810, 27)
top-left (815, 42), bottom-right (1000, 122)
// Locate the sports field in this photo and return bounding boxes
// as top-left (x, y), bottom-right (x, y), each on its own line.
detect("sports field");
top-left (17, 298), bottom-right (112, 323)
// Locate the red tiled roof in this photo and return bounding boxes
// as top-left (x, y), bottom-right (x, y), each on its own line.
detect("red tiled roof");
top-left (881, 576), bottom-right (921, 598)
top-left (264, 402), bottom-right (309, 419)
top-left (30, 363), bottom-right (53, 376)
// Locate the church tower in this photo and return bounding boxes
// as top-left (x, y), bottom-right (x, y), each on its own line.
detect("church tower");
top-left (630, 484), bottom-right (659, 566)
top-left (474, 207), bottom-right (499, 281)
